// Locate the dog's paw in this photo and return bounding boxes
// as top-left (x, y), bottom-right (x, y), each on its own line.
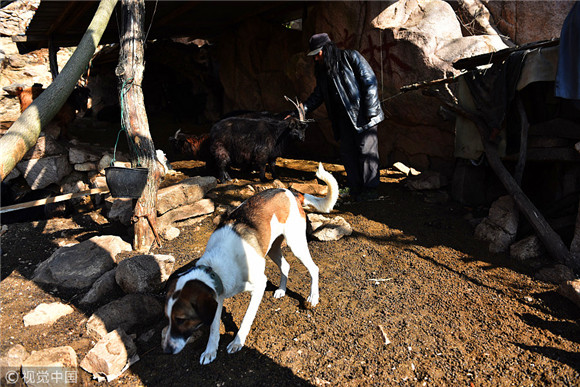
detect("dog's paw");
top-left (227, 338), bottom-right (244, 354)
top-left (273, 289), bottom-right (286, 299)
top-left (306, 294), bottom-right (319, 308)
top-left (200, 349), bottom-right (217, 365)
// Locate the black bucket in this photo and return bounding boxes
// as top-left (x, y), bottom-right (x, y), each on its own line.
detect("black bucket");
top-left (105, 166), bottom-right (148, 198)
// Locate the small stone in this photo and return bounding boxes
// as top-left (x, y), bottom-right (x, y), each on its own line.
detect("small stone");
top-left (23, 302), bottom-right (74, 327)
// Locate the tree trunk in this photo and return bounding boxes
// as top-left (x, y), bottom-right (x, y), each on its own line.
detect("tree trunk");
top-left (116, 0), bottom-right (162, 252)
top-left (0, 0), bottom-right (117, 181)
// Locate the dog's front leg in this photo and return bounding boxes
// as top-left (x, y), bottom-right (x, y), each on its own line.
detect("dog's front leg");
top-left (200, 300), bottom-right (224, 365)
top-left (227, 277), bottom-right (267, 354)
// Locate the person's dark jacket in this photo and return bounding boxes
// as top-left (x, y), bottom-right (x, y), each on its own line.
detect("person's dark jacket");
top-left (304, 49), bottom-right (384, 135)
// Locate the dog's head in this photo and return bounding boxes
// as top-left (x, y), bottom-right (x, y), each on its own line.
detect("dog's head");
top-left (162, 277), bottom-right (218, 354)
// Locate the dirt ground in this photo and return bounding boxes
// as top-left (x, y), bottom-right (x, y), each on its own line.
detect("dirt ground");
top-left (1, 158), bottom-right (579, 386)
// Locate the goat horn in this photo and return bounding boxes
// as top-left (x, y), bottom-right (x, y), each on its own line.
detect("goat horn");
top-left (284, 96), bottom-right (306, 122)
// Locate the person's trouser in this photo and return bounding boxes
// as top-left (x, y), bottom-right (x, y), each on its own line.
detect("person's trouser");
top-left (337, 120), bottom-right (380, 194)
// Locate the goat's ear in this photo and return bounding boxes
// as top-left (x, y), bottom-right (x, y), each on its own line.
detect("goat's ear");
top-left (288, 119), bottom-right (297, 129)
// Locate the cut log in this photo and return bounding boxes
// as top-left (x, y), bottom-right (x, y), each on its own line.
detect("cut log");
top-left (116, 0), bottom-right (161, 252)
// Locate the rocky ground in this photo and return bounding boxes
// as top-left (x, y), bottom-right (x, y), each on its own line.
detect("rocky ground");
top-left (1, 159), bottom-right (579, 386)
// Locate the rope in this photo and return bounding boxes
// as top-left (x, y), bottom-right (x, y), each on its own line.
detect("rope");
top-left (111, 77), bottom-right (142, 167)
top-left (379, 29), bottom-right (384, 100)
top-left (381, 91), bottom-right (404, 103)
top-left (144, 0), bottom-right (159, 42)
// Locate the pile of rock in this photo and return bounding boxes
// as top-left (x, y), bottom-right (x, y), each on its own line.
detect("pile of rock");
top-left (0, 174), bottom-right (218, 382)
top-left (0, 167), bottom-right (356, 382)
top-left (2, 135), bottom-right (136, 222)
top-left (4, 137), bottom-right (119, 193)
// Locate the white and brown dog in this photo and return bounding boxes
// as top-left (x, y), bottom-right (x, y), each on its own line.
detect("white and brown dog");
top-left (162, 163), bottom-right (338, 364)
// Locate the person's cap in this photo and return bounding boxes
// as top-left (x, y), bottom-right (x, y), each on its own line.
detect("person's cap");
top-left (307, 33), bottom-right (331, 56)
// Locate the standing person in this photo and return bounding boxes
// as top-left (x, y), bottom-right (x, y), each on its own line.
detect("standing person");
top-left (303, 32), bottom-right (384, 201)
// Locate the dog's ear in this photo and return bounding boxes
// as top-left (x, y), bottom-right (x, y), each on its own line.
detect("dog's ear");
top-left (196, 291), bottom-right (218, 326)
top-left (165, 275), bottom-right (178, 300)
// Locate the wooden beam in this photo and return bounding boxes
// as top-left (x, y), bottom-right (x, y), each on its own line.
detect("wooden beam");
top-left (426, 88), bottom-right (576, 270)
top-left (48, 1), bottom-right (96, 37)
top-left (504, 148), bottom-right (580, 162)
top-left (0, 188), bottom-right (109, 214)
top-left (453, 38), bottom-right (560, 70)
top-left (529, 118), bottom-right (580, 139)
top-left (154, 2), bottom-right (201, 28)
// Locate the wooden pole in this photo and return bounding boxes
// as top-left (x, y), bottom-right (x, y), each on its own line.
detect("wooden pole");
top-left (0, 188), bottom-right (109, 214)
top-left (425, 88), bottom-right (576, 270)
top-left (49, 37), bottom-right (59, 80)
top-left (116, 0), bottom-right (162, 252)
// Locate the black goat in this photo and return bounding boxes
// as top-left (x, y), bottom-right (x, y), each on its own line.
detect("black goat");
top-left (168, 130), bottom-right (210, 161)
top-left (209, 115), bottom-right (307, 182)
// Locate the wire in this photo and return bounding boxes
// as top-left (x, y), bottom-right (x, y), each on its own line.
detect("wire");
top-left (144, 0), bottom-right (158, 42)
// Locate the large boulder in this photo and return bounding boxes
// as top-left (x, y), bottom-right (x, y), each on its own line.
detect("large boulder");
top-left (86, 294), bottom-right (163, 340)
top-left (115, 254), bottom-right (175, 294)
top-left (22, 135), bottom-right (66, 160)
top-left (486, 1), bottom-right (575, 44)
top-left (157, 198), bottom-right (214, 231)
top-left (369, 0), bottom-right (508, 171)
top-left (80, 269), bottom-right (122, 306)
top-left (308, 214), bottom-right (353, 241)
top-left (16, 154), bottom-right (72, 190)
top-left (33, 235), bottom-right (132, 290)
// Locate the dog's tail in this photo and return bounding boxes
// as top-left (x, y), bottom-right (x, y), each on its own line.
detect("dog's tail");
top-left (302, 163), bottom-right (339, 213)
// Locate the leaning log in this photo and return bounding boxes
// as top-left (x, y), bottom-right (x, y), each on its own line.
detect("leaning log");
top-left (116, 0), bottom-right (162, 252)
top-left (0, 0), bottom-right (117, 181)
top-left (425, 88), bottom-right (576, 270)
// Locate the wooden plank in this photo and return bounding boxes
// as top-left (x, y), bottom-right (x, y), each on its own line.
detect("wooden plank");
top-left (0, 188), bottom-right (109, 214)
top-left (425, 88), bottom-right (575, 269)
top-left (453, 38), bottom-right (559, 70)
top-left (504, 147), bottom-right (580, 162)
top-left (529, 118), bottom-right (580, 139)
top-left (527, 136), bottom-right (574, 148)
